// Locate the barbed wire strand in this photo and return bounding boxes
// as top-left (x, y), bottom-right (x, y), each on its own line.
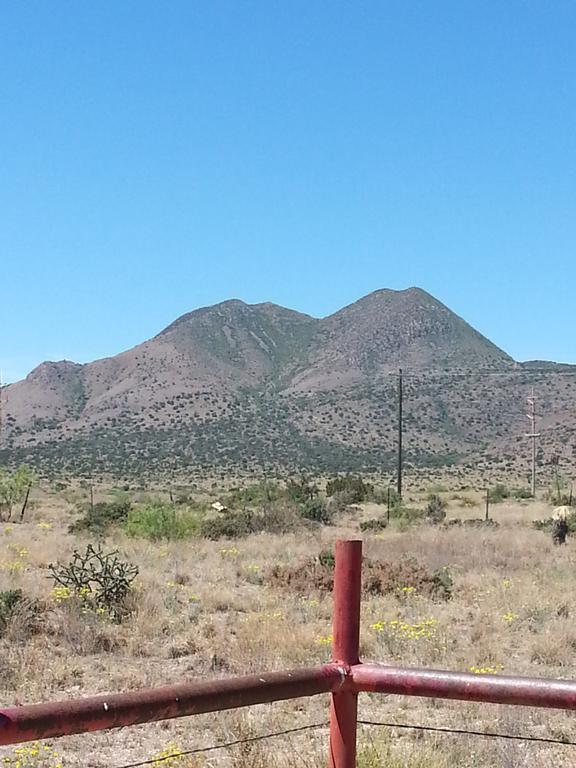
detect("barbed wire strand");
top-left (110, 716), bottom-right (576, 768)
top-left (357, 719), bottom-right (576, 746)
top-left (111, 722), bottom-right (328, 768)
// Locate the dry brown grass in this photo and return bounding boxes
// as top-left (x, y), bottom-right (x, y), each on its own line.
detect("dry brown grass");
top-left (0, 491), bottom-right (575, 766)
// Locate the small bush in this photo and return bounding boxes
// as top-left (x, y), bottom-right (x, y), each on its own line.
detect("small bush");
top-left (448, 518), bottom-right (499, 528)
top-left (391, 505), bottom-right (425, 525)
top-left (0, 590), bottom-right (24, 635)
top-left (326, 491), bottom-right (354, 515)
top-left (285, 475), bottom-right (319, 504)
top-left (200, 509), bottom-right (256, 540)
top-left (489, 484), bottom-right (510, 503)
top-left (371, 487), bottom-right (400, 507)
top-left (364, 558), bottom-right (453, 600)
top-left (511, 487), bottom-right (533, 500)
top-left (318, 550), bottom-right (335, 569)
top-left (49, 544), bottom-right (139, 622)
top-left (200, 499), bottom-right (306, 540)
top-left (425, 494), bottom-right (447, 524)
top-left (267, 554), bottom-right (453, 600)
top-left (301, 498), bottom-right (333, 524)
top-left (125, 502), bottom-right (202, 540)
top-left (0, 589), bottom-right (43, 638)
top-left (326, 474), bottom-right (373, 503)
top-left (359, 517), bottom-right (388, 533)
top-left (225, 482), bottom-right (284, 507)
top-left (267, 557), bottom-right (334, 593)
top-left (534, 512), bottom-right (576, 534)
top-left (257, 500), bottom-right (301, 534)
top-left (70, 498), bottom-right (132, 534)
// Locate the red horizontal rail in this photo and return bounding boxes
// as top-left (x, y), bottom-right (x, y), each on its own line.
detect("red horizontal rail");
top-left (351, 664), bottom-right (576, 709)
top-left (0, 665), bottom-right (344, 746)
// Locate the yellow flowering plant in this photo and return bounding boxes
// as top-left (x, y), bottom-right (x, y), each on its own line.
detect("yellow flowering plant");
top-left (150, 742), bottom-right (198, 766)
top-left (1, 742), bottom-right (62, 768)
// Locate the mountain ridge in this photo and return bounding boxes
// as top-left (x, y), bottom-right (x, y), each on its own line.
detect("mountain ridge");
top-left (2, 288), bottom-right (574, 479)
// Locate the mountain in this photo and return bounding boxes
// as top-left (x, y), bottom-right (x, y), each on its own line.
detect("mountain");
top-left (2, 288), bottom-right (575, 482)
top-left (290, 288), bottom-right (514, 392)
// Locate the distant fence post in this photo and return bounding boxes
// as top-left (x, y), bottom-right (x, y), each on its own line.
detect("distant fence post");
top-left (328, 540), bottom-right (362, 768)
top-left (485, 488), bottom-right (490, 522)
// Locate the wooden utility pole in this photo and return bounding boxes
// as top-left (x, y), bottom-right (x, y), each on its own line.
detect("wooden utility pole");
top-left (526, 388), bottom-right (540, 498)
top-left (397, 368), bottom-right (403, 500)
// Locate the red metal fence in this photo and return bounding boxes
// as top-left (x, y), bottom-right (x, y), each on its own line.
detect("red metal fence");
top-left (3, 539), bottom-right (576, 767)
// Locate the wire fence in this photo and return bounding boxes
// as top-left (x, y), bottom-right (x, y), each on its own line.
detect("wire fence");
top-left (107, 716), bottom-right (576, 768)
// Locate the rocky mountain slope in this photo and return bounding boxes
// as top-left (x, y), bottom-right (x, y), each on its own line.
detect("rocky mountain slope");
top-left (2, 288), bottom-right (575, 481)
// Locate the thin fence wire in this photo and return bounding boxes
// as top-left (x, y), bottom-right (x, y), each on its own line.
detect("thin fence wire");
top-left (111, 722), bottom-right (328, 768)
top-left (109, 717), bottom-right (576, 768)
top-left (357, 719), bottom-right (576, 747)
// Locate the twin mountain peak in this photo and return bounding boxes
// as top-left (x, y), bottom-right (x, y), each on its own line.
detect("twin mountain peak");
top-left (3, 288), bottom-right (568, 476)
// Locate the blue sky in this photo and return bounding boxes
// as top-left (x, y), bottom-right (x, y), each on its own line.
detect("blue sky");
top-left (2, 1), bottom-right (575, 382)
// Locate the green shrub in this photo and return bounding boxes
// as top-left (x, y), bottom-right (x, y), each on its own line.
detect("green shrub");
top-left (425, 494), bottom-right (447, 524)
top-left (300, 498), bottom-right (333, 524)
top-left (371, 487), bottom-right (400, 507)
top-left (200, 499), bottom-right (304, 540)
top-left (327, 491), bottom-right (354, 515)
top-left (200, 510), bottom-right (256, 540)
top-left (489, 484), bottom-right (510, 503)
top-left (533, 512), bottom-right (576, 534)
top-left (285, 475), bottom-right (319, 505)
top-left (0, 589), bottom-right (42, 637)
top-left (225, 482), bottom-right (283, 507)
top-left (70, 498), bottom-right (132, 534)
top-left (359, 517), bottom-right (388, 533)
top-left (0, 465), bottom-right (36, 521)
top-left (259, 501), bottom-right (302, 533)
top-left (326, 474), bottom-right (373, 503)
top-left (0, 590), bottom-right (24, 635)
top-left (511, 487), bottom-right (533, 500)
top-left (125, 502), bottom-right (202, 540)
top-left (390, 505), bottom-right (425, 525)
top-left (431, 566), bottom-right (453, 599)
top-left (318, 550), bottom-right (335, 569)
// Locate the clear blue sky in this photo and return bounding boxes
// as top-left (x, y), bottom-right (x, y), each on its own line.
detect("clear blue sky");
top-left (2, 1), bottom-right (575, 382)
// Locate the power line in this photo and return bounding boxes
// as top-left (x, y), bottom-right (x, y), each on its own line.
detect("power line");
top-left (380, 369), bottom-right (576, 378)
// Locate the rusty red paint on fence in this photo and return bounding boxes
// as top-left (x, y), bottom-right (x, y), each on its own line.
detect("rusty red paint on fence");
top-left (328, 540), bottom-right (362, 768)
top-left (351, 664), bottom-right (576, 709)
top-left (0, 666), bottom-right (343, 746)
top-left (2, 539), bottom-right (576, 768)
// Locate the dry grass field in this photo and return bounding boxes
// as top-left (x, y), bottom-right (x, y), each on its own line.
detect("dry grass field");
top-left (0, 485), bottom-right (575, 768)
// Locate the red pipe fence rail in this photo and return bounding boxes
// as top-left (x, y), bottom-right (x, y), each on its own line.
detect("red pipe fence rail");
top-left (2, 540), bottom-right (576, 767)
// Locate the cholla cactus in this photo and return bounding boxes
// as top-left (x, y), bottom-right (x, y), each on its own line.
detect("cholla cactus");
top-left (49, 544), bottom-right (138, 621)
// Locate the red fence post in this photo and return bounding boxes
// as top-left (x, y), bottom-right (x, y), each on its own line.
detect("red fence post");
top-left (328, 540), bottom-right (362, 768)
